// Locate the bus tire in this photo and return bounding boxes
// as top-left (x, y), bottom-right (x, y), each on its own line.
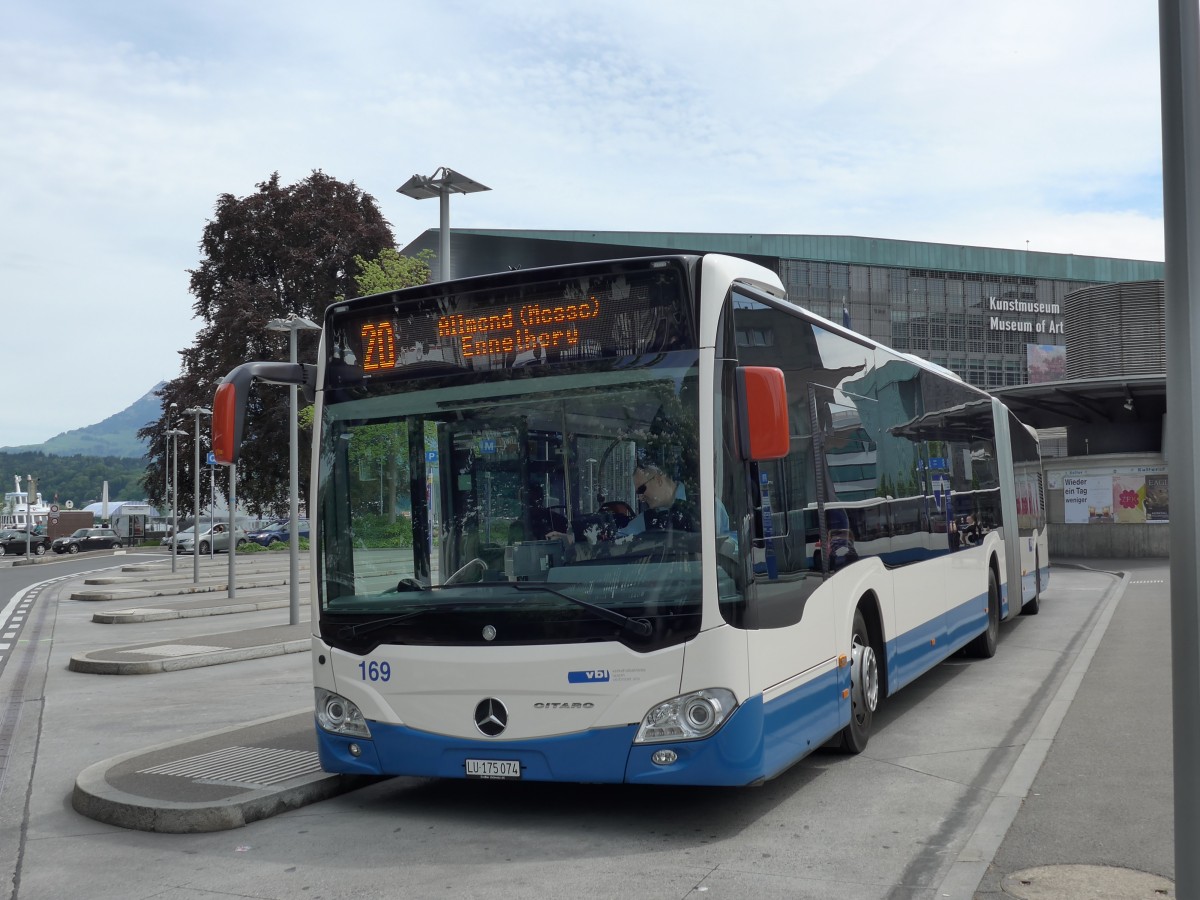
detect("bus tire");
top-left (966, 568), bottom-right (1000, 658)
top-left (1021, 552), bottom-right (1041, 616)
top-left (839, 608), bottom-right (879, 753)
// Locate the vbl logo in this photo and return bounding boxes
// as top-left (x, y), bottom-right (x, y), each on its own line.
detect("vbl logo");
top-left (568, 669), bottom-right (611, 683)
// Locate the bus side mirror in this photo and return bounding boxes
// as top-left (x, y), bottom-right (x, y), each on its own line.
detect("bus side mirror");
top-left (736, 366), bottom-right (790, 461)
top-left (212, 361), bottom-right (314, 465)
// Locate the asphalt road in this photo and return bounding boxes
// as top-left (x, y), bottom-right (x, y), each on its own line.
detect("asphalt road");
top-left (0, 559), bottom-right (1125, 900)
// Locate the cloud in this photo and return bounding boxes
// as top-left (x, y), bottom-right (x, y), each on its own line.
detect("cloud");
top-left (0, 0), bottom-right (1167, 445)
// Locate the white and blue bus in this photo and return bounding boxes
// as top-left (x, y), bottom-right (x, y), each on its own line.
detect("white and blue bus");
top-left (212, 253), bottom-right (1048, 785)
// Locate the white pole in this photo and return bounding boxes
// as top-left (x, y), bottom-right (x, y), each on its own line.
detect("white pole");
top-left (439, 188), bottom-right (450, 282)
top-left (228, 463), bottom-right (237, 600)
top-left (288, 328), bottom-right (301, 626)
top-left (170, 434), bottom-right (179, 573)
top-left (192, 413), bottom-right (201, 584)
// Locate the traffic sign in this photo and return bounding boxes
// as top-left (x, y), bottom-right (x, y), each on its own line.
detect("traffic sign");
top-left (207, 452), bottom-right (217, 466)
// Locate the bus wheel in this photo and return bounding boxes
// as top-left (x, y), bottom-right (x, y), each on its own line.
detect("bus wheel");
top-left (966, 568), bottom-right (1000, 658)
top-left (840, 609), bottom-right (878, 753)
top-left (1021, 552), bottom-right (1041, 616)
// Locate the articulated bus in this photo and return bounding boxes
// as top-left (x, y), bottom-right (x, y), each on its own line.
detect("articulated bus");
top-left (212, 253), bottom-right (1048, 786)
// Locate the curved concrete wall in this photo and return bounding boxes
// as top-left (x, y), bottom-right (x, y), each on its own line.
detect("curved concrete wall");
top-left (1064, 280), bottom-right (1166, 378)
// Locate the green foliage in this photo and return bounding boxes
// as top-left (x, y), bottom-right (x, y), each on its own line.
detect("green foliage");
top-left (241, 536), bottom-right (308, 553)
top-left (0, 452), bottom-right (148, 509)
top-left (139, 171), bottom-right (396, 516)
top-left (265, 536), bottom-right (310, 552)
top-left (352, 247), bottom-right (434, 296)
top-left (353, 514), bottom-right (413, 548)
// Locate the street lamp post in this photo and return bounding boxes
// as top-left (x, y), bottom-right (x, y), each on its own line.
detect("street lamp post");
top-left (168, 428), bottom-right (187, 573)
top-left (183, 407), bottom-right (211, 585)
top-left (24, 475), bottom-right (36, 559)
top-left (165, 402), bottom-right (178, 515)
top-left (397, 167), bottom-right (490, 282)
top-left (266, 314), bottom-right (321, 626)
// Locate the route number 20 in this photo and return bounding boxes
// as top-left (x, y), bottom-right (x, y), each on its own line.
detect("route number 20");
top-left (361, 322), bottom-right (397, 372)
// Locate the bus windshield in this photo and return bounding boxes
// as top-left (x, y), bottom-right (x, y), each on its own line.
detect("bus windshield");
top-left (316, 355), bottom-right (711, 651)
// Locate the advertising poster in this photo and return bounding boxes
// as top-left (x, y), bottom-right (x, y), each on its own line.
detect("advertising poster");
top-left (1027, 344), bottom-right (1066, 384)
top-left (1064, 475), bottom-right (1114, 524)
top-left (1112, 474), bottom-right (1146, 524)
top-left (1145, 474), bottom-right (1170, 523)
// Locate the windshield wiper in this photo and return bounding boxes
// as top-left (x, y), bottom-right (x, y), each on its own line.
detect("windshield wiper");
top-left (335, 584), bottom-right (653, 640)
top-left (337, 609), bottom-right (428, 640)
top-left (511, 583), bottom-right (653, 637)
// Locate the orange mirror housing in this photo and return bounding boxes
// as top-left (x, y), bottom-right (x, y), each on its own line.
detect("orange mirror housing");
top-left (212, 382), bottom-right (239, 465)
top-left (736, 366), bottom-right (790, 460)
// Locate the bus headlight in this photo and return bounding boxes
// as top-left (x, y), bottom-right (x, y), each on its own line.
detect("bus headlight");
top-left (315, 688), bottom-right (371, 738)
top-left (634, 688), bottom-right (738, 743)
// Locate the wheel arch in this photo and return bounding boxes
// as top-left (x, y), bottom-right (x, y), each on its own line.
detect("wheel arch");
top-left (852, 590), bottom-right (889, 701)
top-left (989, 552), bottom-right (1004, 615)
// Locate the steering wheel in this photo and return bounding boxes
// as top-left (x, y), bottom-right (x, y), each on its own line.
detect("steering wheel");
top-left (445, 557), bottom-right (488, 585)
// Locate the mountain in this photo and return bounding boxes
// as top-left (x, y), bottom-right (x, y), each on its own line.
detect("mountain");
top-left (0, 384), bottom-right (164, 459)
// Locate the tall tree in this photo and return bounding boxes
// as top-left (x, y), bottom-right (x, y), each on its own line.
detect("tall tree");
top-left (296, 247), bottom-right (435, 522)
top-left (139, 171), bottom-right (396, 516)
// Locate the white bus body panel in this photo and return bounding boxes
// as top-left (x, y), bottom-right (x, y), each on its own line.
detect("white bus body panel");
top-left (318, 641), bottom-right (689, 740)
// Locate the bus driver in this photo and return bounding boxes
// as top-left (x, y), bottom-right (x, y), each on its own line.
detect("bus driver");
top-left (548, 462), bottom-right (699, 548)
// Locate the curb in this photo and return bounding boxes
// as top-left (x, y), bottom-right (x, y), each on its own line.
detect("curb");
top-left (92, 596), bottom-right (290, 623)
top-left (71, 710), bottom-right (375, 833)
top-left (67, 637), bottom-right (311, 675)
top-left (71, 577), bottom-right (292, 602)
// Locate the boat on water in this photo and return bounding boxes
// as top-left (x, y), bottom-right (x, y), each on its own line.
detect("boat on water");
top-left (1, 476), bottom-right (52, 530)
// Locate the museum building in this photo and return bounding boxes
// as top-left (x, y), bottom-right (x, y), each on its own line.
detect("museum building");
top-left (398, 229), bottom-right (1168, 557)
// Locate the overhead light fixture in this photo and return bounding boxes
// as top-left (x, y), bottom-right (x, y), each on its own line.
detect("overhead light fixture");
top-left (397, 167), bottom-right (491, 282)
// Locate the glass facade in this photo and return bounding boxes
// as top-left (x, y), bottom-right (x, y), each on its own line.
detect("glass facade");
top-left (777, 260), bottom-right (1095, 390)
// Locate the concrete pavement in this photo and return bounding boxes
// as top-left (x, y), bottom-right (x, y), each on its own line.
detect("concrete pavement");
top-left (971, 559), bottom-right (1174, 899)
top-left (60, 553), bottom-right (375, 831)
top-left (59, 554), bottom-right (1177, 897)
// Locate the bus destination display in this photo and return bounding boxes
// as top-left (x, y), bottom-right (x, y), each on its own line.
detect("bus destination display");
top-left (334, 267), bottom-right (691, 377)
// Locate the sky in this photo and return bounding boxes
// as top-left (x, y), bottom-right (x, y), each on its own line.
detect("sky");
top-left (0, 0), bottom-right (1167, 447)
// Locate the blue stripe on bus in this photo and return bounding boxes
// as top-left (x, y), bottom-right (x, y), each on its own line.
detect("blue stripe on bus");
top-left (315, 667), bottom-right (846, 786)
top-left (887, 589), bottom-right (991, 691)
top-left (316, 719), bottom-right (640, 782)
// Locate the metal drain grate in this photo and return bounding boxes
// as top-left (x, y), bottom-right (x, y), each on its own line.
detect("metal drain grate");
top-left (140, 746), bottom-right (323, 787)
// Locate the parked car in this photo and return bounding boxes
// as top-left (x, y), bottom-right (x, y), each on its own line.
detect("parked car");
top-left (0, 528), bottom-right (51, 556)
top-left (246, 518), bottom-right (310, 547)
top-left (161, 521), bottom-right (213, 552)
top-left (52, 527), bottom-right (122, 554)
top-left (175, 523), bottom-right (248, 555)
